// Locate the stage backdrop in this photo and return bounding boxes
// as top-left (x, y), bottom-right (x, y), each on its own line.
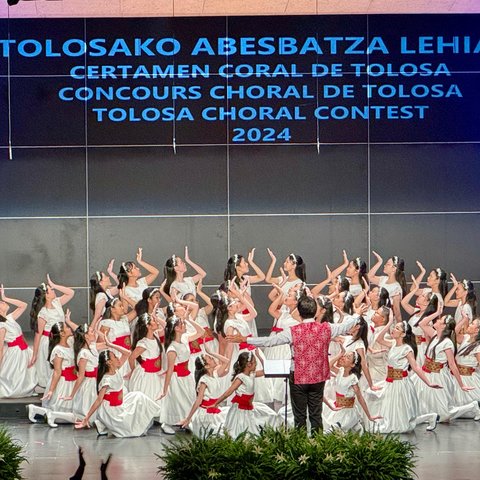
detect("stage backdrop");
top-left (0, 14), bottom-right (479, 330)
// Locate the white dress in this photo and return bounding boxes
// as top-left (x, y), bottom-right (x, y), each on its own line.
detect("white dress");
top-left (99, 316), bottom-right (131, 378)
top-left (378, 277), bottom-right (403, 299)
top-left (454, 336), bottom-right (480, 411)
top-left (72, 345), bottom-right (99, 419)
top-left (160, 336), bottom-right (196, 425)
top-left (95, 291), bottom-right (114, 319)
top-left (264, 310), bottom-right (298, 403)
top-left (191, 372), bottom-right (228, 437)
top-left (36, 298), bottom-right (65, 387)
top-left (97, 370), bottom-right (161, 437)
top-left (128, 337), bottom-right (164, 404)
top-left (0, 315), bottom-right (37, 398)
top-left (367, 326), bottom-right (388, 383)
top-left (454, 303), bottom-right (473, 324)
top-left (42, 345), bottom-right (76, 413)
top-left (196, 307), bottom-right (218, 354)
top-left (323, 368), bottom-right (362, 432)
top-left (408, 312), bottom-right (426, 366)
top-left (125, 277), bottom-right (148, 302)
top-left (368, 344), bottom-right (421, 433)
top-left (171, 276), bottom-right (196, 299)
top-left (349, 283), bottom-right (363, 298)
top-left (223, 372), bottom-right (280, 438)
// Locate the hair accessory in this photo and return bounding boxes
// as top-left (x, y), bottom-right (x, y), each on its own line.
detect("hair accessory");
top-left (39, 282), bottom-right (47, 292)
top-left (171, 254), bottom-right (177, 267)
top-left (148, 288), bottom-right (160, 299)
top-left (233, 254), bottom-right (239, 264)
top-left (354, 256), bottom-right (362, 268)
top-left (289, 253), bottom-right (297, 264)
top-left (248, 351), bottom-right (254, 362)
top-left (170, 315), bottom-right (181, 327)
top-left (392, 256), bottom-right (399, 267)
top-left (198, 355), bottom-right (206, 368)
top-left (436, 267), bottom-right (444, 278)
top-left (353, 351), bottom-right (359, 364)
top-left (402, 320), bottom-right (408, 332)
top-left (462, 279), bottom-right (470, 291)
top-left (121, 262), bottom-right (133, 273)
top-left (95, 271), bottom-right (101, 282)
top-left (110, 297), bottom-right (119, 307)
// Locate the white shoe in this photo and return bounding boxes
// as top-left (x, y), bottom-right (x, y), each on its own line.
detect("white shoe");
top-left (94, 420), bottom-right (108, 436)
top-left (46, 411), bottom-right (58, 428)
top-left (27, 404), bottom-right (45, 423)
top-left (426, 414), bottom-right (440, 431)
top-left (474, 402), bottom-right (480, 421)
top-left (161, 423), bottom-right (175, 435)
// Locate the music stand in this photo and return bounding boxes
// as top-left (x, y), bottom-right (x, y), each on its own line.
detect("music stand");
top-left (263, 359), bottom-right (291, 428)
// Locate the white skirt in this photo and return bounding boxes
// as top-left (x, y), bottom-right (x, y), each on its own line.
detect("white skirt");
top-left (223, 401), bottom-right (280, 438)
top-left (36, 336), bottom-right (51, 388)
top-left (72, 377), bottom-right (98, 420)
top-left (42, 376), bottom-right (75, 413)
top-left (128, 365), bottom-right (164, 403)
top-left (323, 403), bottom-right (362, 432)
top-left (0, 346), bottom-right (37, 398)
top-left (191, 406), bottom-right (228, 437)
top-left (97, 391), bottom-right (161, 437)
top-left (453, 372), bottom-right (480, 417)
top-left (159, 373), bottom-right (196, 425)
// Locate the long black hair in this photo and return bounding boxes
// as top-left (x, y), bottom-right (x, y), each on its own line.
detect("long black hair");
top-left (391, 256), bottom-right (407, 296)
top-left (337, 276), bottom-right (350, 293)
top-left (378, 287), bottom-right (391, 308)
top-left (458, 325), bottom-right (480, 357)
top-left (97, 350), bottom-right (111, 392)
top-left (73, 324), bottom-right (89, 369)
top-left (427, 315), bottom-right (457, 360)
top-left (352, 257), bottom-right (368, 285)
top-left (413, 294), bottom-right (438, 327)
top-left (462, 279), bottom-right (477, 317)
top-left (347, 316), bottom-right (369, 350)
top-left (316, 295), bottom-right (333, 323)
top-left (48, 322), bottom-right (64, 368)
top-left (210, 291), bottom-right (229, 337)
top-left (400, 320), bottom-right (418, 366)
top-left (163, 255), bottom-right (178, 296)
top-left (30, 283), bottom-right (47, 332)
top-left (343, 292), bottom-right (354, 315)
top-left (288, 253), bottom-right (306, 282)
top-left (232, 351), bottom-right (253, 381)
top-left (164, 315), bottom-right (181, 351)
top-left (434, 268), bottom-right (448, 299)
top-left (132, 313), bottom-right (163, 364)
top-left (224, 254), bottom-right (244, 286)
top-left (194, 355), bottom-right (208, 389)
top-left (135, 287), bottom-right (160, 317)
top-left (89, 271), bottom-right (105, 312)
top-left (118, 262), bottom-right (135, 289)
top-left (349, 351), bottom-right (363, 379)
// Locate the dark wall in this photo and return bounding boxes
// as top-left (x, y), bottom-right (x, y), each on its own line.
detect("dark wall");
top-left (0, 14), bottom-right (479, 331)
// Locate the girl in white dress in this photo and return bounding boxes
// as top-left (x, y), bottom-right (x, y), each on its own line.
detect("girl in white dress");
top-left (310, 250), bottom-right (350, 298)
top-left (117, 248), bottom-right (160, 302)
top-left (223, 249), bottom-right (266, 336)
top-left (0, 286), bottom-right (37, 398)
top-left (214, 351), bottom-right (280, 438)
top-left (29, 275), bottom-right (74, 388)
top-left (416, 314), bottom-right (480, 422)
top-left (444, 275), bottom-right (476, 324)
top-left (76, 339), bottom-right (162, 437)
top-left (453, 316), bottom-right (480, 411)
top-left (265, 249), bottom-right (306, 302)
top-left (366, 318), bottom-right (442, 433)
top-left (423, 267), bottom-right (448, 310)
top-left (368, 251), bottom-right (406, 322)
top-left (89, 259), bottom-right (119, 327)
top-left (27, 322), bottom-right (78, 427)
top-left (180, 346), bottom-right (230, 436)
top-left (323, 350), bottom-right (381, 433)
top-left (158, 314), bottom-right (204, 426)
top-left (345, 256), bottom-right (368, 298)
top-left (161, 246), bottom-right (206, 302)
top-left (402, 278), bottom-right (440, 367)
top-left (364, 286), bottom-right (390, 325)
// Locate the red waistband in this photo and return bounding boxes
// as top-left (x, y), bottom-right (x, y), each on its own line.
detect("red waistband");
top-left (42, 330), bottom-right (51, 337)
top-left (173, 360), bottom-right (190, 377)
top-left (61, 366), bottom-right (78, 381)
top-left (241, 308), bottom-right (250, 315)
top-left (386, 366), bottom-right (408, 382)
top-left (200, 398), bottom-right (221, 414)
top-left (7, 335), bottom-right (28, 350)
top-left (141, 356), bottom-right (162, 373)
top-left (231, 393), bottom-right (254, 410)
top-left (271, 326), bottom-right (283, 333)
top-left (84, 368), bottom-right (98, 378)
top-left (113, 334), bottom-right (131, 350)
top-left (239, 334), bottom-right (255, 351)
top-left (189, 339), bottom-right (202, 354)
top-left (104, 389), bottom-right (123, 406)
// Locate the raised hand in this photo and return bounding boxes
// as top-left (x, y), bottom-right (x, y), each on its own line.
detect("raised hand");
top-left (46, 274), bottom-right (56, 289)
top-left (266, 248), bottom-right (276, 261)
top-left (247, 248), bottom-right (255, 264)
top-left (0, 284), bottom-right (5, 301)
top-left (342, 249), bottom-right (348, 264)
top-left (450, 273), bottom-right (458, 286)
top-left (107, 259), bottom-right (115, 273)
top-left (372, 251), bottom-right (383, 262)
top-left (416, 260), bottom-right (425, 273)
top-left (136, 247), bottom-right (143, 264)
top-left (184, 246), bottom-right (191, 264)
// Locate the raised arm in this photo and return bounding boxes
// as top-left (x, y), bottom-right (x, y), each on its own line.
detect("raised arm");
top-left (47, 274), bottom-right (75, 306)
top-left (264, 248), bottom-right (279, 286)
top-left (106, 259), bottom-right (119, 293)
top-left (443, 273), bottom-right (459, 308)
top-left (268, 285), bottom-right (285, 320)
top-left (136, 248), bottom-right (159, 286)
top-left (311, 265), bottom-right (333, 297)
top-left (0, 285), bottom-right (27, 320)
top-left (418, 306), bottom-right (443, 340)
top-left (367, 251), bottom-right (383, 285)
top-left (246, 248), bottom-right (266, 284)
top-left (196, 279), bottom-right (213, 315)
top-left (401, 276), bottom-right (421, 316)
top-left (184, 246), bottom-right (206, 283)
top-left (410, 261), bottom-right (426, 292)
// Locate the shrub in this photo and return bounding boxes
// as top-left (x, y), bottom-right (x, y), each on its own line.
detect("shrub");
top-left (0, 426), bottom-right (26, 480)
top-left (158, 427), bottom-right (416, 480)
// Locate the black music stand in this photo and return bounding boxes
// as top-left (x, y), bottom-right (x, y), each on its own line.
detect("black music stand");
top-left (263, 359), bottom-right (291, 428)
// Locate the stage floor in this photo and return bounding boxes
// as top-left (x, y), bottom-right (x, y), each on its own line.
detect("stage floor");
top-left (2, 418), bottom-right (479, 479)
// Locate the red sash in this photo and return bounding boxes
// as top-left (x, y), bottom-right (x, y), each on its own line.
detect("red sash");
top-left (84, 368), bottom-right (98, 378)
top-left (61, 366), bottom-right (78, 381)
top-left (200, 398), bottom-right (221, 414)
top-left (173, 360), bottom-right (190, 377)
top-left (42, 330), bottom-right (51, 338)
top-left (189, 339), bottom-right (202, 354)
top-left (141, 356), bottom-right (162, 373)
top-left (239, 334), bottom-right (255, 351)
top-left (231, 393), bottom-right (254, 411)
top-left (385, 366), bottom-right (408, 382)
top-left (113, 334), bottom-right (131, 350)
top-left (200, 327), bottom-right (215, 343)
top-left (104, 389), bottom-right (123, 406)
top-left (271, 326), bottom-right (283, 333)
top-left (7, 335), bottom-right (28, 350)
top-left (241, 308), bottom-right (250, 315)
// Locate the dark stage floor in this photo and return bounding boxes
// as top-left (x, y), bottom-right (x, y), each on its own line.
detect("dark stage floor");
top-left (2, 417), bottom-right (479, 479)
